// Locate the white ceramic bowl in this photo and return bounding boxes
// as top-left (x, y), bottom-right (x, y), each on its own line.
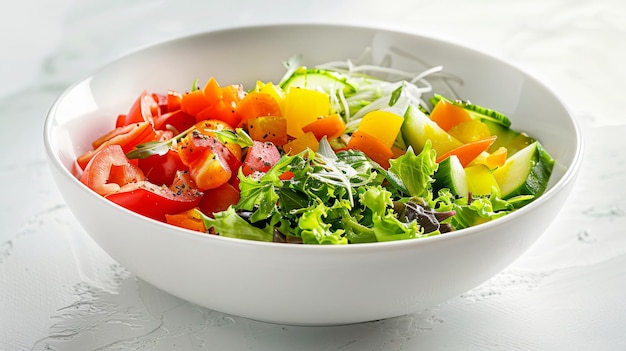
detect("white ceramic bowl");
top-left (44, 23), bottom-right (582, 325)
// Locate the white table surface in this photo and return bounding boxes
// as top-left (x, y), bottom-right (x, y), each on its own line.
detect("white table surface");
top-left (2, 0), bottom-right (625, 349)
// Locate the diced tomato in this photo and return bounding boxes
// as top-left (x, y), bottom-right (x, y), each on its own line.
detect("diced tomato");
top-left (177, 120), bottom-right (242, 169)
top-left (106, 171), bottom-right (203, 222)
top-left (138, 149), bottom-right (188, 186)
top-left (198, 182), bottom-right (241, 217)
top-left (80, 144), bottom-right (145, 196)
top-left (242, 140), bottom-right (281, 176)
top-left (176, 120), bottom-right (242, 190)
top-left (188, 148), bottom-right (233, 190)
top-left (77, 121), bottom-right (158, 170)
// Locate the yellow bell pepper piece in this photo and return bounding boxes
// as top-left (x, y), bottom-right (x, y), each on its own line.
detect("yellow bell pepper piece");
top-left (357, 110), bottom-right (404, 149)
top-left (255, 81), bottom-right (285, 115)
top-left (283, 88), bottom-right (330, 137)
top-left (465, 164), bottom-right (500, 196)
top-left (448, 119), bottom-right (492, 144)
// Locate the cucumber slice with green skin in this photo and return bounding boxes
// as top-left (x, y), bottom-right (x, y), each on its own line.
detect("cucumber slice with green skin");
top-left (433, 155), bottom-right (468, 196)
top-left (401, 104), bottom-right (463, 155)
top-left (280, 68), bottom-right (356, 94)
top-left (430, 94), bottom-right (511, 128)
top-left (481, 119), bottom-right (535, 156)
top-left (493, 141), bottom-right (554, 204)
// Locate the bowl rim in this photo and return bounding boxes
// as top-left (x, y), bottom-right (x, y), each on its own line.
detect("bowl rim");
top-left (43, 22), bottom-right (585, 252)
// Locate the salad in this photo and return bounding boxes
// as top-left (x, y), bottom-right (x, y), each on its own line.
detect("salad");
top-left (74, 55), bottom-right (555, 244)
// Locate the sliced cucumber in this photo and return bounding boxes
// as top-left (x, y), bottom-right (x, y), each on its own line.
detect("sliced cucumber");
top-left (401, 104), bottom-right (463, 155)
top-left (433, 155), bottom-right (468, 196)
top-left (481, 119), bottom-right (535, 156)
top-left (492, 141), bottom-right (554, 204)
top-left (280, 68), bottom-right (356, 94)
top-left (430, 94), bottom-right (511, 128)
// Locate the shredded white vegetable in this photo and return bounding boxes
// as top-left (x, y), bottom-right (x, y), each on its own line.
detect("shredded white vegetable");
top-left (280, 46), bottom-right (464, 135)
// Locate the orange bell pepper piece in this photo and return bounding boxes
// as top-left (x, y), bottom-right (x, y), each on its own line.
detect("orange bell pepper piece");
top-left (436, 135), bottom-right (497, 167)
top-left (283, 132), bottom-right (320, 155)
top-left (165, 208), bottom-right (207, 232)
top-left (429, 99), bottom-right (472, 132)
top-left (346, 130), bottom-right (394, 169)
top-left (301, 113), bottom-right (346, 141)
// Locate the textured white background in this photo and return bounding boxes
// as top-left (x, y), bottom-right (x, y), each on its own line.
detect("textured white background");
top-left (1, 0), bottom-right (625, 350)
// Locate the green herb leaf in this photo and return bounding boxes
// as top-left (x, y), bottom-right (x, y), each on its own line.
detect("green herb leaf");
top-left (125, 140), bottom-right (172, 159)
top-left (214, 128), bottom-right (254, 148)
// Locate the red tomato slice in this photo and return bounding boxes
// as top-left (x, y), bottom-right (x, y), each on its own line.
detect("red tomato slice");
top-left (188, 149), bottom-right (233, 191)
top-left (80, 144), bottom-right (145, 196)
top-left (242, 140), bottom-right (281, 176)
top-left (106, 171), bottom-right (202, 222)
top-left (177, 120), bottom-right (242, 180)
top-left (138, 149), bottom-right (188, 186)
top-left (198, 182), bottom-right (240, 217)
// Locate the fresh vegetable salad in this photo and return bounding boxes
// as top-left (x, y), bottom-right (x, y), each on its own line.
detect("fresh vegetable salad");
top-left (74, 56), bottom-right (555, 244)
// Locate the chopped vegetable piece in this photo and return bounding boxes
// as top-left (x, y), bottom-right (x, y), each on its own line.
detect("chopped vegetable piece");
top-left (346, 130), bottom-right (393, 169)
top-left (248, 115), bottom-right (288, 146)
top-left (436, 135), bottom-right (497, 167)
top-left (166, 208), bottom-right (207, 232)
top-left (301, 113), bottom-right (346, 141)
top-left (282, 132), bottom-right (320, 155)
top-left (429, 98), bottom-right (471, 131)
top-left (357, 110), bottom-right (404, 149)
top-left (283, 88), bottom-right (330, 137)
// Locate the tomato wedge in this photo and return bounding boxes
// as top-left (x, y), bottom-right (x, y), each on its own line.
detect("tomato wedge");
top-left (138, 149), bottom-right (188, 186)
top-left (242, 140), bottom-right (281, 176)
top-left (107, 171), bottom-right (203, 222)
top-left (80, 144), bottom-right (145, 196)
top-left (198, 182), bottom-right (241, 217)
